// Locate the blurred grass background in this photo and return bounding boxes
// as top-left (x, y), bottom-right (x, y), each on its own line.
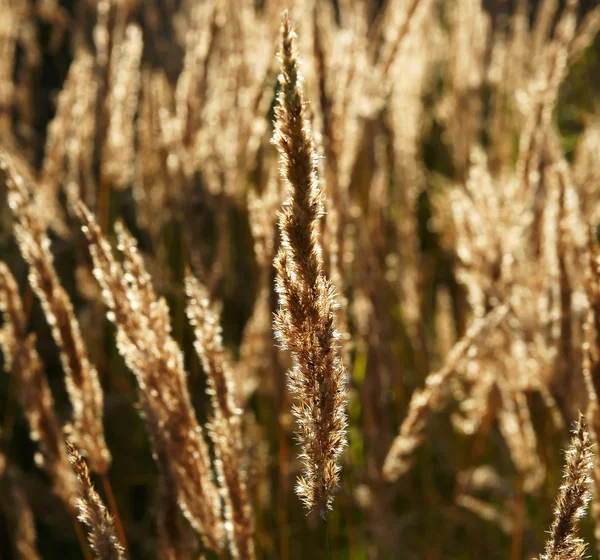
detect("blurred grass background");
top-left (0, 0), bottom-right (599, 558)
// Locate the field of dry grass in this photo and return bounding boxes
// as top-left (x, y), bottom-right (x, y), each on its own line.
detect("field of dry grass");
top-left (1, 0), bottom-right (600, 558)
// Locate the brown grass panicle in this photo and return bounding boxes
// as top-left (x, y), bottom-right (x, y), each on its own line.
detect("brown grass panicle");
top-left (102, 24), bottom-right (143, 191)
top-left (74, 201), bottom-right (224, 554)
top-left (185, 273), bottom-right (255, 560)
top-left (538, 413), bottom-right (594, 560)
top-left (0, 262), bottom-right (77, 507)
top-left (40, 47), bottom-right (97, 212)
top-left (0, 147), bottom-right (110, 475)
top-left (383, 303), bottom-right (510, 482)
top-left (66, 441), bottom-right (125, 560)
top-left (272, 11), bottom-right (348, 518)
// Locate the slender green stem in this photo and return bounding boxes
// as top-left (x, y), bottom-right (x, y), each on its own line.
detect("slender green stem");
top-left (102, 473), bottom-right (128, 553)
top-left (324, 515), bottom-right (331, 560)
